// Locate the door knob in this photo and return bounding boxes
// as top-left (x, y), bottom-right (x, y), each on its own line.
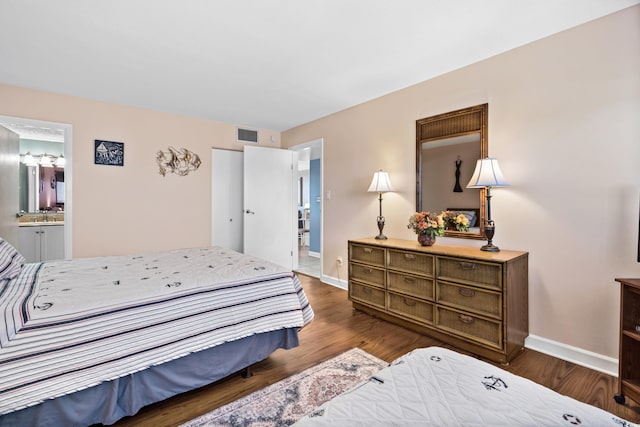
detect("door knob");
top-left (245, 209), bottom-right (255, 214)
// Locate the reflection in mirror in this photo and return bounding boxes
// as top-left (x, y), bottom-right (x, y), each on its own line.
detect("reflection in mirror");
top-left (18, 138), bottom-right (65, 213)
top-left (416, 104), bottom-right (487, 239)
top-left (20, 165), bottom-right (65, 212)
top-left (421, 134), bottom-right (481, 231)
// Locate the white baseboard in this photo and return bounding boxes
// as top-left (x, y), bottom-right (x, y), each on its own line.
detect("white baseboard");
top-left (525, 334), bottom-right (618, 377)
top-left (320, 274), bottom-right (347, 290)
top-left (308, 280), bottom-right (619, 377)
top-left (308, 251), bottom-right (320, 258)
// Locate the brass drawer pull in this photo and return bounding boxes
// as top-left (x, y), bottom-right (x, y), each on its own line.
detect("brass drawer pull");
top-left (404, 254), bottom-right (416, 261)
top-left (458, 262), bottom-right (477, 271)
top-left (458, 288), bottom-right (476, 297)
top-left (363, 247), bottom-right (373, 254)
top-left (362, 267), bottom-right (373, 274)
top-left (458, 314), bottom-right (475, 324)
top-left (403, 298), bottom-right (416, 307)
top-left (403, 276), bottom-right (416, 283)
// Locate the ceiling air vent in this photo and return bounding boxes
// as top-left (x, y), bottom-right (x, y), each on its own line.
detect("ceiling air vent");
top-left (237, 127), bottom-right (258, 143)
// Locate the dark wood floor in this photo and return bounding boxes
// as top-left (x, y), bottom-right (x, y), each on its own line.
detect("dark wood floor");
top-left (114, 274), bottom-right (640, 426)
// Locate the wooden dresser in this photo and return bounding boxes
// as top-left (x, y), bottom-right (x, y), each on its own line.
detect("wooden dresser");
top-left (614, 278), bottom-right (640, 405)
top-left (348, 237), bottom-right (528, 363)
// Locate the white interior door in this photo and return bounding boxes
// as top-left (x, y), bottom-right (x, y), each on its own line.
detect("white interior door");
top-left (0, 125), bottom-right (20, 247)
top-left (243, 146), bottom-right (297, 270)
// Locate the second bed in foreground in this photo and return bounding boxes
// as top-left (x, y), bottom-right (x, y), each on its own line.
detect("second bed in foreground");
top-left (294, 347), bottom-right (637, 426)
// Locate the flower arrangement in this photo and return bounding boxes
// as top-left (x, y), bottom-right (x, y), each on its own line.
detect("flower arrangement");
top-left (407, 211), bottom-right (445, 238)
top-left (441, 210), bottom-right (470, 232)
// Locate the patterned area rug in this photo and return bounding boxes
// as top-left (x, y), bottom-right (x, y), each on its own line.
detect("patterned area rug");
top-left (181, 348), bottom-right (387, 427)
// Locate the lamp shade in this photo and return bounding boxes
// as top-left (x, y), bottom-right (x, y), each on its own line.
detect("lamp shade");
top-left (368, 170), bottom-right (393, 193)
top-left (467, 158), bottom-right (510, 188)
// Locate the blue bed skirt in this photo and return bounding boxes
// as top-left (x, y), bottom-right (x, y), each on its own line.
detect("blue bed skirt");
top-left (0, 328), bottom-right (299, 427)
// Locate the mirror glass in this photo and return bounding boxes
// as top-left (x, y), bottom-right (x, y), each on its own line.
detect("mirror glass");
top-left (416, 104), bottom-right (487, 239)
top-left (18, 139), bottom-right (65, 213)
top-left (20, 164), bottom-right (65, 212)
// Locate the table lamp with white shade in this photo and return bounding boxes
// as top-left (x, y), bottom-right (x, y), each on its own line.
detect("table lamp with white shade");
top-left (467, 158), bottom-right (510, 252)
top-left (368, 170), bottom-right (393, 240)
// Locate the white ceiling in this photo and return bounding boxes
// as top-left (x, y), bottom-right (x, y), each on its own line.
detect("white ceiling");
top-left (1, 0), bottom-right (637, 132)
top-left (0, 122), bottom-right (65, 142)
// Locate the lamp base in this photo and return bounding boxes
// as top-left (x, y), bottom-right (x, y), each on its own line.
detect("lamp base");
top-left (375, 215), bottom-right (387, 240)
top-left (480, 243), bottom-right (500, 252)
top-left (481, 221), bottom-right (500, 252)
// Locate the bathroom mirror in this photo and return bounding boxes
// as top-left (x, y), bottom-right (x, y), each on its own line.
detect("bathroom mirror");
top-left (16, 137), bottom-right (65, 213)
top-left (416, 104), bottom-right (487, 239)
top-left (19, 164), bottom-right (65, 212)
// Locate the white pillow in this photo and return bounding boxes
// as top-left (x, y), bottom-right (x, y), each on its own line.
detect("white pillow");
top-left (0, 238), bottom-right (26, 280)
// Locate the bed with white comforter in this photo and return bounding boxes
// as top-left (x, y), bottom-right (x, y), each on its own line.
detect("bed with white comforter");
top-left (0, 242), bottom-right (313, 426)
top-left (294, 347), bottom-right (637, 427)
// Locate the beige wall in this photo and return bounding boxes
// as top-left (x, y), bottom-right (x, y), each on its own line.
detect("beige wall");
top-left (0, 84), bottom-right (281, 257)
top-left (282, 6), bottom-right (640, 360)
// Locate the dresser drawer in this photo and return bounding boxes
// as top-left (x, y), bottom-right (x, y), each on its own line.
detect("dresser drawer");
top-left (437, 257), bottom-right (502, 290)
top-left (350, 244), bottom-right (385, 267)
top-left (388, 271), bottom-right (433, 300)
top-left (388, 292), bottom-right (433, 324)
top-left (388, 250), bottom-right (434, 276)
top-left (436, 307), bottom-right (502, 349)
top-left (436, 281), bottom-right (501, 319)
top-left (350, 282), bottom-right (386, 309)
top-left (349, 262), bottom-right (385, 287)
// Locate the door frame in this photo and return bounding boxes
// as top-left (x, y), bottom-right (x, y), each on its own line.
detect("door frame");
top-left (289, 138), bottom-right (323, 278)
top-left (0, 115), bottom-right (73, 259)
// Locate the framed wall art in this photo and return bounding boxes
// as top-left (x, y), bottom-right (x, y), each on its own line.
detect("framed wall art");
top-left (95, 140), bottom-right (124, 166)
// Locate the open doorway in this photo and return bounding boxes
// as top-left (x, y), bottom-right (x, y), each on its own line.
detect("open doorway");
top-left (0, 115), bottom-right (73, 259)
top-left (290, 139), bottom-right (322, 279)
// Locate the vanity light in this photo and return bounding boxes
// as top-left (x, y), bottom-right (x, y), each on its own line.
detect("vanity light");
top-left (23, 152), bottom-right (37, 166)
top-left (39, 153), bottom-right (53, 168)
top-left (20, 152), bottom-right (65, 168)
top-left (467, 158), bottom-right (510, 252)
top-left (54, 154), bottom-right (66, 167)
top-left (368, 170), bottom-right (394, 240)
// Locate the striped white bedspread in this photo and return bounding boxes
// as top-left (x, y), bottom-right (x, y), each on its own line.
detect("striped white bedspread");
top-left (0, 246), bottom-right (314, 415)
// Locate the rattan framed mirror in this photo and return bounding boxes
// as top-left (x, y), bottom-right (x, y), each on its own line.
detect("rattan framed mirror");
top-left (416, 103), bottom-right (488, 239)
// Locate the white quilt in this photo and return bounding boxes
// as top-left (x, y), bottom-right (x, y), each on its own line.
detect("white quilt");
top-left (294, 347), bottom-right (637, 427)
top-left (0, 246), bottom-right (314, 415)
